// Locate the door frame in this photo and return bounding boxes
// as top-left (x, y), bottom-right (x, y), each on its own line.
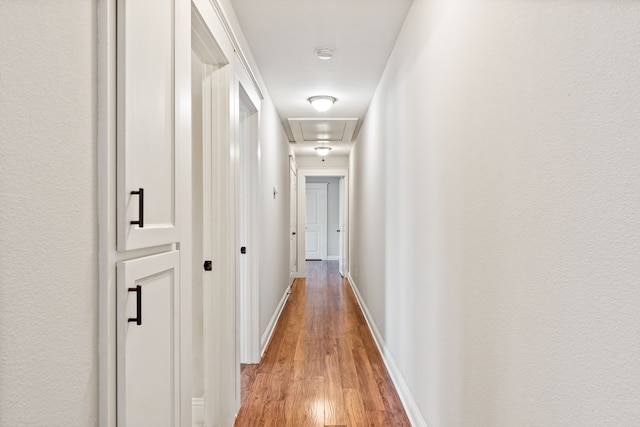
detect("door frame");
top-left (289, 156), bottom-right (298, 284)
top-left (192, 4), bottom-right (241, 425)
top-left (191, 7), bottom-right (234, 424)
top-left (338, 177), bottom-right (346, 277)
top-left (234, 76), bottom-right (261, 365)
top-left (296, 168), bottom-right (349, 278)
top-left (190, 47), bottom-right (208, 423)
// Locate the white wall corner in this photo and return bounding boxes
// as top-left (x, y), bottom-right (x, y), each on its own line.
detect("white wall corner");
top-left (260, 284), bottom-right (293, 355)
top-left (192, 397), bottom-right (204, 427)
top-left (347, 274), bottom-right (428, 427)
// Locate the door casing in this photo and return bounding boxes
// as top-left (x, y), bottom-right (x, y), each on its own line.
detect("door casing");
top-left (296, 168), bottom-right (349, 278)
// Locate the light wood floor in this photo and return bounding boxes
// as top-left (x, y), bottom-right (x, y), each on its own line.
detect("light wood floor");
top-left (234, 260), bottom-right (410, 426)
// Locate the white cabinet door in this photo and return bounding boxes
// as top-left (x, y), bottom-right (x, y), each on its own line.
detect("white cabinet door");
top-left (117, 0), bottom-right (179, 250)
top-left (117, 250), bottom-right (180, 427)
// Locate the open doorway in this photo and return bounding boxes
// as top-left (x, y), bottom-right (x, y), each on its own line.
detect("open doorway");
top-left (297, 168), bottom-right (349, 278)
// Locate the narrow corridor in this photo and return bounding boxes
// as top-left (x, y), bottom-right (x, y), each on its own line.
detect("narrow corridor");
top-left (234, 261), bottom-right (410, 426)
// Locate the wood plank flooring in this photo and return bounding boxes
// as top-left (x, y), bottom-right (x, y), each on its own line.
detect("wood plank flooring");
top-left (234, 260), bottom-right (410, 426)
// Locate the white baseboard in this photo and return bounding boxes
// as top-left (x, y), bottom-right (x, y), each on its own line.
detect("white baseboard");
top-left (192, 397), bottom-right (204, 427)
top-left (260, 284), bottom-right (292, 356)
top-left (347, 273), bottom-right (428, 427)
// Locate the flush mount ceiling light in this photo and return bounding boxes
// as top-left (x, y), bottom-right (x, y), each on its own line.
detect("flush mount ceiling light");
top-left (309, 95), bottom-right (336, 112)
top-left (314, 143), bottom-right (332, 157)
top-left (315, 47), bottom-right (334, 60)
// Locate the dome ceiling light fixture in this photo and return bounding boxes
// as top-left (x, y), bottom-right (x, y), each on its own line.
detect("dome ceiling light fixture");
top-left (308, 95), bottom-right (336, 113)
top-left (315, 47), bottom-right (334, 60)
top-left (314, 142), bottom-right (332, 157)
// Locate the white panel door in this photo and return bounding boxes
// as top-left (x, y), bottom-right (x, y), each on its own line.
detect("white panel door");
top-left (117, 0), bottom-right (179, 250)
top-left (117, 251), bottom-right (180, 427)
top-left (290, 164), bottom-right (297, 276)
top-left (305, 183), bottom-right (327, 260)
top-left (338, 177), bottom-right (345, 276)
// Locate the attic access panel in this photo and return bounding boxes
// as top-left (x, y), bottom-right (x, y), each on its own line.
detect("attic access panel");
top-left (288, 118), bottom-right (358, 143)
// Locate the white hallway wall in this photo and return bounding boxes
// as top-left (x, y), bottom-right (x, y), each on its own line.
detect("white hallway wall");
top-left (256, 95), bottom-right (293, 341)
top-left (350, 0), bottom-right (640, 426)
top-left (0, 1), bottom-right (98, 425)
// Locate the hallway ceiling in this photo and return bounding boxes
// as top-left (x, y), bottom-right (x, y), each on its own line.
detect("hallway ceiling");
top-left (229, 0), bottom-right (412, 157)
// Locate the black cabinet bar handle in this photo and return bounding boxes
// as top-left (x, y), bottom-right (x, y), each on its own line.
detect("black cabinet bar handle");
top-left (128, 285), bottom-right (142, 325)
top-left (130, 188), bottom-right (144, 228)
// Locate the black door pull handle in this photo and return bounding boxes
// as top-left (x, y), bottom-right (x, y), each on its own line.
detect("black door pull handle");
top-left (130, 188), bottom-right (144, 227)
top-left (128, 285), bottom-right (142, 325)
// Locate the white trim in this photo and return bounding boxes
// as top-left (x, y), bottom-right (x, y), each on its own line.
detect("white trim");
top-left (338, 176), bottom-right (346, 277)
top-left (208, 0), bottom-right (264, 100)
top-left (288, 118), bottom-right (358, 144)
top-left (97, 1), bottom-right (117, 425)
top-left (260, 285), bottom-right (292, 356)
top-left (327, 256), bottom-right (340, 261)
top-left (289, 156), bottom-right (298, 284)
top-left (347, 274), bottom-right (428, 427)
top-left (191, 0), bottom-right (234, 60)
top-left (176, 1), bottom-right (194, 423)
top-left (192, 2), bottom-right (237, 423)
top-left (192, 397), bottom-right (204, 427)
top-left (235, 73), bottom-right (261, 364)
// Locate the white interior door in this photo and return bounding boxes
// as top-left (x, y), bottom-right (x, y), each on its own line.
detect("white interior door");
top-left (305, 183), bottom-right (327, 260)
top-left (338, 177), bottom-right (345, 276)
top-left (191, 49), bottom-right (208, 422)
top-left (290, 161), bottom-right (298, 278)
top-left (117, 0), bottom-right (179, 251)
top-left (237, 84), bottom-right (260, 364)
top-left (117, 251), bottom-right (180, 427)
